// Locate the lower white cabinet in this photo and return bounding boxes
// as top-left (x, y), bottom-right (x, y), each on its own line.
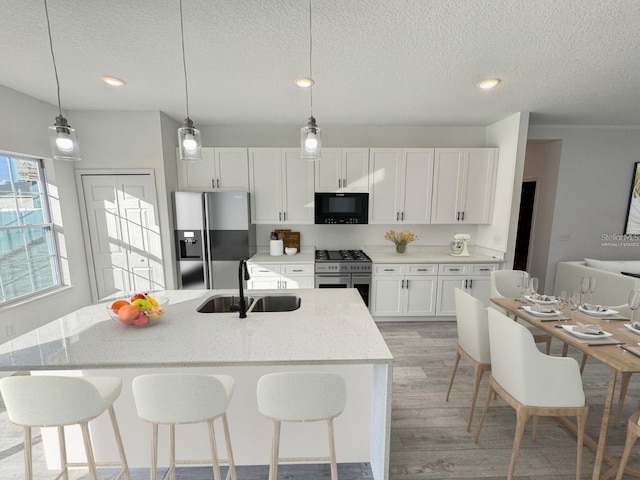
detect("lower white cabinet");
top-left (247, 263), bottom-right (314, 290)
top-left (371, 264), bottom-right (437, 316)
top-left (435, 263), bottom-right (496, 315)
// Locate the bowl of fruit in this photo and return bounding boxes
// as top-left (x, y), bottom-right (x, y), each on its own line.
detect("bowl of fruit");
top-left (107, 293), bottom-right (168, 328)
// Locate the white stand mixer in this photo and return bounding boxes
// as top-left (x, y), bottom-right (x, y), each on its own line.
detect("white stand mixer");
top-left (450, 233), bottom-right (470, 256)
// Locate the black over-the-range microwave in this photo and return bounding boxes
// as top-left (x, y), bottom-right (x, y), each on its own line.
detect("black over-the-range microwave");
top-left (314, 192), bottom-right (369, 224)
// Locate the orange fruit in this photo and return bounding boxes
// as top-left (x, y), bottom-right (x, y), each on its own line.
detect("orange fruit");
top-left (111, 300), bottom-right (130, 311)
top-left (118, 305), bottom-right (140, 325)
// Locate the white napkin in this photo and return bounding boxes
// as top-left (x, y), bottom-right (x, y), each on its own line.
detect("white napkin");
top-left (574, 322), bottom-right (605, 335)
top-left (530, 293), bottom-right (557, 302)
top-left (582, 303), bottom-right (608, 312)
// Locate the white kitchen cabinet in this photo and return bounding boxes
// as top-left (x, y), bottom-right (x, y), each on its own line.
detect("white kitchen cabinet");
top-left (177, 147), bottom-right (249, 191)
top-left (248, 148), bottom-right (315, 224)
top-left (371, 264), bottom-right (437, 316)
top-left (315, 148), bottom-right (369, 192)
top-left (369, 148), bottom-right (434, 224)
top-left (435, 263), bottom-right (496, 315)
top-left (247, 263), bottom-right (314, 290)
top-left (431, 148), bottom-right (497, 224)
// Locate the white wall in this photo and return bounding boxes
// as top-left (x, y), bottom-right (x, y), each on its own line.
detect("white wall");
top-left (159, 112), bottom-right (180, 288)
top-left (69, 110), bottom-right (175, 294)
top-left (477, 112), bottom-right (530, 265)
top-left (198, 125), bottom-right (488, 148)
top-left (529, 125), bottom-right (640, 292)
top-left (0, 86), bottom-right (92, 343)
top-left (523, 140), bottom-right (562, 291)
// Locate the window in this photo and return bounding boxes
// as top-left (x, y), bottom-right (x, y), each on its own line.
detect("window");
top-left (0, 155), bottom-right (60, 305)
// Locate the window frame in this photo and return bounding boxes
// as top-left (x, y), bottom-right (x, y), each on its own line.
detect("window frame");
top-left (0, 155), bottom-right (62, 306)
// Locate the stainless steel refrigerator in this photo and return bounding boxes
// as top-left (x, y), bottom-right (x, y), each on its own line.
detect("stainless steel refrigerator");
top-left (173, 191), bottom-right (256, 289)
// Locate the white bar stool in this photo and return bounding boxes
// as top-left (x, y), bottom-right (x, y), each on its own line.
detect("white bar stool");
top-left (256, 372), bottom-right (346, 480)
top-left (131, 373), bottom-right (237, 480)
top-left (0, 374), bottom-right (130, 480)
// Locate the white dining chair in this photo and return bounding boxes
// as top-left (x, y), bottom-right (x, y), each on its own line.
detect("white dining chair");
top-left (475, 309), bottom-right (588, 480)
top-left (132, 373), bottom-right (237, 480)
top-left (490, 270), bottom-right (552, 354)
top-left (0, 374), bottom-right (130, 480)
top-left (446, 288), bottom-right (491, 432)
top-left (257, 372), bottom-right (346, 480)
top-left (615, 409), bottom-right (640, 479)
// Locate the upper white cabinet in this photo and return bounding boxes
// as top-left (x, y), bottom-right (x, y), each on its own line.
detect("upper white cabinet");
top-left (315, 148), bottom-right (369, 192)
top-left (177, 147), bottom-right (249, 191)
top-left (248, 148), bottom-right (315, 224)
top-left (369, 148), bottom-right (434, 224)
top-left (431, 148), bottom-right (497, 224)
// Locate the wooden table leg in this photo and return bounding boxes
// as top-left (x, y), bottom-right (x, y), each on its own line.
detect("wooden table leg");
top-left (593, 369), bottom-right (618, 480)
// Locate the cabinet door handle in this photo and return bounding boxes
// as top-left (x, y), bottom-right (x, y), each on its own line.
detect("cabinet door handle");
top-left (396, 212), bottom-right (399, 221)
top-left (469, 279), bottom-right (473, 288)
top-left (292, 269), bottom-right (303, 272)
top-left (283, 212), bottom-right (286, 221)
top-left (217, 179), bottom-right (220, 188)
top-left (338, 179), bottom-right (341, 188)
top-left (464, 279), bottom-right (468, 289)
top-left (461, 211), bottom-right (465, 221)
top-left (283, 281), bottom-right (287, 289)
top-left (406, 279), bottom-right (409, 289)
top-left (343, 178), bottom-right (347, 188)
top-left (401, 279), bottom-right (405, 289)
top-left (479, 268), bottom-right (491, 272)
top-left (211, 179), bottom-right (215, 189)
top-left (279, 212), bottom-right (282, 221)
top-left (401, 211), bottom-right (404, 221)
top-left (417, 268), bottom-right (427, 272)
top-left (383, 268), bottom-right (395, 272)
top-left (450, 268), bottom-right (461, 272)
top-left (456, 211), bottom-right (460, 221)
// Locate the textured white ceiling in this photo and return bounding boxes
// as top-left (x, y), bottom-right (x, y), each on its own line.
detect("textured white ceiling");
top-left (1, 0), bottom-right (639, 127)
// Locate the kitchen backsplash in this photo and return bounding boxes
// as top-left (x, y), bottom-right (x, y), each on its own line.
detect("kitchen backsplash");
top-left (255, 224), bottom-right (479, 250)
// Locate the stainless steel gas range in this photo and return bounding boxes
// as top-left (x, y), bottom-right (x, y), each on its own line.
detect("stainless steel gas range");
top-left (315, 250), bottom-right (372, 307)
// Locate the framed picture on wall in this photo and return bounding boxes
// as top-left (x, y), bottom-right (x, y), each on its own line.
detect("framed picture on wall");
top-left (624, 162), bottom-right (640, 234)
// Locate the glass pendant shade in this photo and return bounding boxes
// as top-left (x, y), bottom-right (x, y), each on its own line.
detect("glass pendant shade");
top-left (301, 116), bottom-right (321, 160)
top-left (48, 115), bottom-right (80, 161)
top-left (178, 117), bottom-right (202, 161)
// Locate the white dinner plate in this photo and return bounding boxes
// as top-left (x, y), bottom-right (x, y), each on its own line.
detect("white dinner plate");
top-left (561, 325), bottom-right (612, 339)
top-left (624, 324), bottom-right (640, 335)
top-left (521, 305), bottom-right (562, 317)
top-left (524, 294), bottom-right (559, 305)
top-left (578, 306), bottom-right (618, 317)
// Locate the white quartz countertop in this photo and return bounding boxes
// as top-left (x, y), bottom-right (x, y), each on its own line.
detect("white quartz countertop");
top-left (249, 251), bottom-right (314, 264)
top-left (366, 245), bottom-right (504, 264)
top-left (0, 289), bottom-right (392, 371)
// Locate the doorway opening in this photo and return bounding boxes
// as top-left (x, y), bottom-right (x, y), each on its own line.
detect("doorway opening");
top-left (513, 180), bottom-right (537, 270)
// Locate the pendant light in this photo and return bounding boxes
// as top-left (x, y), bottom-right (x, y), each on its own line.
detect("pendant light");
top-left (300, 0), bottom-right (321, 160)
top-left (177, 0), bottom-right (202, 162)
top-left (44, 0), bottom-right (80, 161)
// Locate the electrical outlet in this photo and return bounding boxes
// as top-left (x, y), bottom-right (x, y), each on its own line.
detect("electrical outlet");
top-left (5, 324), bottom-right (16, 338)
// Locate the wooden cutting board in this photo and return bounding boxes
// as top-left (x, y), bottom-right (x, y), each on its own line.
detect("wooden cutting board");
top-left (275, 229), bottom-right (300, 251)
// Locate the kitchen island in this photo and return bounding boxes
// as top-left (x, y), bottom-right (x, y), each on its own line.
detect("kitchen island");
top-left (0, 289), bottom-right (393, 479)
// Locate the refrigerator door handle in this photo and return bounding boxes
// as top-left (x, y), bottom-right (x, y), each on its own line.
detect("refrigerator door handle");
top-left (203, 193), bottom-right (212, 288)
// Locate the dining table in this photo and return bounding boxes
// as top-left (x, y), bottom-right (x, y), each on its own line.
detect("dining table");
top-left (491, 297), bottom-right (640, 480)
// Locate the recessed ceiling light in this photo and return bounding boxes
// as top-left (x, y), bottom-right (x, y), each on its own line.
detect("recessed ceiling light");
top-left (295, 77), bottom-right (314, 88)
top-left (101, 75), bottom-right (126, 87)
top-left (477, 78), bottom-right (501, 89)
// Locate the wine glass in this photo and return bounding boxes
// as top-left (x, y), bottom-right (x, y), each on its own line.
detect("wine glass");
top-left (580, 276), bottom-right (590, 305)
top-left (628, 289), bottom-right (640, 322)
top-left (588, 276), bottom-right (598, 304)
top-left (529, 277), bottom-right (539, 296)
top-left (569, 291), bottom-right (581, 319)
top-left (559, 290), bottom-right (569, 310)
top-left (516, 272), bottom-right (528, 301)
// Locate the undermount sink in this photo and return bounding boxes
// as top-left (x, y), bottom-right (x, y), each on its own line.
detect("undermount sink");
top-left (197, 295), bottom-right (254, 313)
top-left (249, 295), bottom-right (302, 313)
top-left (197, 294), bottom-right (301, 314)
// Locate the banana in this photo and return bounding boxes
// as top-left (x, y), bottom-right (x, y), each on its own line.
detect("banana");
top-left (146, 295), bottom-right (159, 307)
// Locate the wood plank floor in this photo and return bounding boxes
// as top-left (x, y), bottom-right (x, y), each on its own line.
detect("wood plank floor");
top-left (3, 321), bottom-right (640, 478)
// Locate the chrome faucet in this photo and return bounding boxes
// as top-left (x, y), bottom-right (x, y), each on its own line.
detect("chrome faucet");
top-left (237, 258), bottom-right (250, 318)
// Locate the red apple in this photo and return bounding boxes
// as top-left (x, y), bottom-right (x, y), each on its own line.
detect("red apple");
top-left (133, 312), bottom-right (150, 327)
top-left (130, 293), bottom-right (146, 302)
